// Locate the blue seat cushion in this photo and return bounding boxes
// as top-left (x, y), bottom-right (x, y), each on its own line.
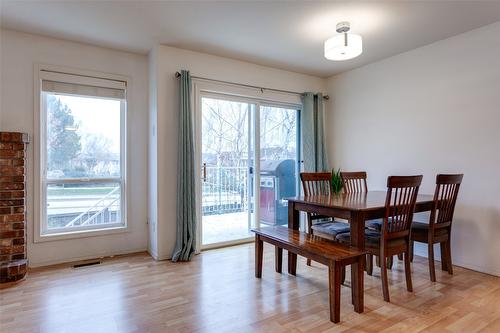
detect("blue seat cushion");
top-left (311, 221), bottom-right (351, 236)
top-left (336, 229), bottom-right (406, 249)
top-left (365, 218), bottom-right (383, 231)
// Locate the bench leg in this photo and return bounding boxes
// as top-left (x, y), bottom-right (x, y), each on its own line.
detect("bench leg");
top-left (351, 257), bottom-right (365, 312)
top-left (275, 247), bottom-right (283, 273)
top-left (255, 235), bottom-right (263, 278)
top-left (328, 261), bottom-right (341, 323)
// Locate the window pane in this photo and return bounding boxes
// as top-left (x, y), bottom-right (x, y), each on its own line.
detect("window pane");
top-left (201, 97), bottom-right (252, 245)
top-left (45, 93), bottom-right (121, 179)
top-left (259, 106), bottom-right (298, 226)
top-left (260, 106), bottom-right (297, 161)
top-left (46, 182), bottom-right (121, 230)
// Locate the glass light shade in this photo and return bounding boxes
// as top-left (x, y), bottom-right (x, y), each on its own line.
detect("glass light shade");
top-left (324, 33), bottom-right (363, 61)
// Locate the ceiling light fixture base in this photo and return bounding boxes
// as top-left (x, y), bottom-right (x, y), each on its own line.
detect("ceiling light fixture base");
top-left (335, 22), bottom-right (350, 33)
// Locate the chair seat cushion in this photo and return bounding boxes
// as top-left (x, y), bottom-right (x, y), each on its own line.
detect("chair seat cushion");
top-left (365, 218), bottom-right (383, 231)
top-left (411, 222), bottom-right (448, 236)
top-left (311, 221), bottom-right (351, 236)
top-left (336, 229), bottom-right (406, 249)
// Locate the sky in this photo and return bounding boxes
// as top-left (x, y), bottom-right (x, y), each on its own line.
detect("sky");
top-left (57, 94), bottom-right (121, 154)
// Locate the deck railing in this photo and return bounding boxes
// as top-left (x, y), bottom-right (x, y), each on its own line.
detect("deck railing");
top-left (202, 166), bottom-right (248, 215)
top-left (64, 187), bottom-right (120, 227)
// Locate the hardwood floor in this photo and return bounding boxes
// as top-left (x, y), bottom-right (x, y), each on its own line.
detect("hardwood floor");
top-left (1, 243), bottom-right (499, 333)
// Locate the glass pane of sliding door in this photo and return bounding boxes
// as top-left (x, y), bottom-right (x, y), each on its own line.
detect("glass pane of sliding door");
top-left (259, 105), bottom-right (299, 226)
top-left (201, 97), bottom-right (254, 246)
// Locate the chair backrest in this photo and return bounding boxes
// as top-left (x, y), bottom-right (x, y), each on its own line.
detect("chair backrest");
top-left (300, 172), bottom-right (332, 196)
top-left (383, 175), bottom-right (423, 240)
top-left (431, 174), bottom-right (463, 229)
top-left (340, 171), bottom-right (368, 193)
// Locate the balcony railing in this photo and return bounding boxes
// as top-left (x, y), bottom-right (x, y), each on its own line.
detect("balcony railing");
top-left (202, 166), bottom-right (248, 215)
top-left (63, 187), bottom-right (120, 227)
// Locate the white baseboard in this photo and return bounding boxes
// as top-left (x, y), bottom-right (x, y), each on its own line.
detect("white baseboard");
top-left (28, 247), bottom-right (149, 268)
top-left (413, 244), bottom-right (500, 277)
top-left (154, 254), bottom-right (171, 261)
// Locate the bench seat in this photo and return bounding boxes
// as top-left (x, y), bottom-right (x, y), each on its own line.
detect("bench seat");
top-left (251, 226), bottom-right (366, 323)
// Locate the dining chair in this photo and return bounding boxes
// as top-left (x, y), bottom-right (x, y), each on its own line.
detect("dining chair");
top-left (337, 175), bottom-right (423, 302)
top-left (340, 171), bottom-right (388, 274)
top-left (411, 174), bottom-right (463, 282)
top-left (300, 172), bottom-right (351, 266)
top-left (340, 171), bottom-right (384, 231)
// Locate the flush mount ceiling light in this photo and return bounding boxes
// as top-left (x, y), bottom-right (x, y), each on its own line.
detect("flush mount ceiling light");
top-left (324, 21), bottom-right (362, 61)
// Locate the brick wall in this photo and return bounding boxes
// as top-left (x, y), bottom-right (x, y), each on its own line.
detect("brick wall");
top-left (0, 132), bottom-right (29, 284)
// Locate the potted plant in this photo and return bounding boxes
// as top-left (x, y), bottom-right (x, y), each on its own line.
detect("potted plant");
top-left (331, 168), bottom-right (343, 194)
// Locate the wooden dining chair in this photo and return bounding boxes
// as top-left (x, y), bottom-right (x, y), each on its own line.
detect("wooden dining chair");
top-left (340, 171), bottom-right (388, 274)
top-left (411, 174), bottom-right (463, 282)
top-left (340, 171), bottom-right (383, 231)
top-left (337, 175), bottom-right (423, 302)
top-left (340, 171), bottom-right (368, 193)
top-left (300, 172), bottom-right (351, 266)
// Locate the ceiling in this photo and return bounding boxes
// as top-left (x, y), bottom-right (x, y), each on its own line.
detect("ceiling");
top-left (1, 1), bottom-right (500, 77)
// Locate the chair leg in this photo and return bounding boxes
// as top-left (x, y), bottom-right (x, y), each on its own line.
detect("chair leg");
top-left (255, 236), bottom-right (263, 278)
top-left (341, 266), bottom-right (346, 285)
top-left (445, 239), bottom-right (453, 275)
top-left (328, 262), bottom-right (341, 323)
top-left (410, 240), bottom-right (414, 262)
top-left (440, 242), bottom-right (448, 271)
top-left (366, 254), bottom-right (373, 276)
top-left (428, 243), bottom-right (436, 282)
top-left (397, 254), bottom-right (403, 260)
top-left (307, 258), bottom-right (312, 266)
top-left (275, 247), bottom-right (283, 273)
top-left (387, 256), bottom-right (393, 270)
top-left (376, 256), bottom-right (381, 268)
top-left (380, 254), bottom-right (390, 302)
top-left (404, 249), bottom-right (413, 292)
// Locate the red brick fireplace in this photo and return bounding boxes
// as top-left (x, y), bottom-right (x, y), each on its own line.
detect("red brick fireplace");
top-left (0, 132), bottom-right (29, 284)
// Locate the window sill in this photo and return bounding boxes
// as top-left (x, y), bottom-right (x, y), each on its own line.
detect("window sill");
top-left (34, 225), bottom-right (129, 243)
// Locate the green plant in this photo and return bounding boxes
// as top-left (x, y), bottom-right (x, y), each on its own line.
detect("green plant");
top-left (331, 168), bottom-right (343, 194)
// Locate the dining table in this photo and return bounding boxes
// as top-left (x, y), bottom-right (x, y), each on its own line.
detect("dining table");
top-left (286, 191), bottom-right (435, 313)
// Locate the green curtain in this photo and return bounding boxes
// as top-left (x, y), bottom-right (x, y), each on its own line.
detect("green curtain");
top-left (172, 70), bottom-right (196, 262)
top-left (301, 92), bottom-right (329, 172)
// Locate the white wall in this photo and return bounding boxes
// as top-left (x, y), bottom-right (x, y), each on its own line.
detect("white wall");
top-left (148, 47), bottom-right (159, 259)
top-left (326, 22), bottom-right (500, 276)
top-left (149, 45), bottom-right (326, 259)
top-left (0, 29), bottom-right (149, 267)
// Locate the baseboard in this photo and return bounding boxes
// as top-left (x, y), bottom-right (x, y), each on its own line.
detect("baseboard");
top-left (28, 247), bottom-right (149, 268)
top-left (413, 245), bottom-right (500, 277)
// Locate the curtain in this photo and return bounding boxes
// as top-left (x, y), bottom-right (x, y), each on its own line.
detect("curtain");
top-left (172, 70), bottom-right (197, 262)
top-left (301, 92), bottom-right (329, 172)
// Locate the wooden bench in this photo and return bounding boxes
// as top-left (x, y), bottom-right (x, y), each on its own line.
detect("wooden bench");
top-left (252, 226), bottom-right (366, 323)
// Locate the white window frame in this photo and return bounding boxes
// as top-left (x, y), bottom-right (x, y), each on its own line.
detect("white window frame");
top-left (34, 64), bottom-right (130, 242)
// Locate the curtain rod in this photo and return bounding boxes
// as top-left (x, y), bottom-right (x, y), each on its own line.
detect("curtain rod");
top-left (175, 71), bottom-right (329, 100)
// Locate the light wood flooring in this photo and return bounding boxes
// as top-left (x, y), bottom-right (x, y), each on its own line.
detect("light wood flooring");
top-left (1, 243), bottom-right (500, 333)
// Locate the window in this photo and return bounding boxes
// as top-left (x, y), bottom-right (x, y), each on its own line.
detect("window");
top-left (38, 69), bottom-right (127, 237)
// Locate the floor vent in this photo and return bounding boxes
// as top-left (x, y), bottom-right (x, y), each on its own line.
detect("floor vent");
top-left (73, 261), bottom-right (101, 268)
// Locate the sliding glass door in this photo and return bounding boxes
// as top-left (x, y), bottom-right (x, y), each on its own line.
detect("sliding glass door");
top-left (259, 105), bottom-right (299, 227)
top-left (199, 93), bottom-right (299, 248)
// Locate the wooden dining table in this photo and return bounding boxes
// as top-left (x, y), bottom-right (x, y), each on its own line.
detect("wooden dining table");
top-left (286, 191), bottom-right (435, 314)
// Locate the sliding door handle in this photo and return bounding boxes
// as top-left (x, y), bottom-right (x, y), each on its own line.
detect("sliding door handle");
top-left (202, 162), bottom-right (207, 182)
